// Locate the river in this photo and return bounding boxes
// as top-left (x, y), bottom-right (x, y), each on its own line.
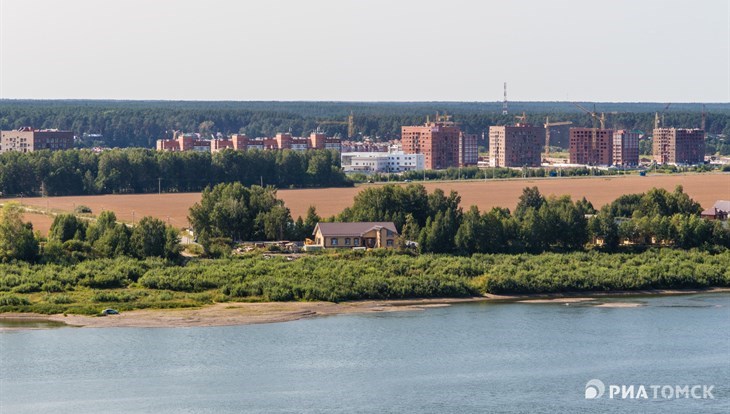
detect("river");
top-left (1, 293), bottom-right (728, 413)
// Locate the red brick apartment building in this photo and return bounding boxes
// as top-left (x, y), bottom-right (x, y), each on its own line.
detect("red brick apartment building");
top-left (569, 128), bottom-right (614, 165)
top-left (0, 127), bottom-right (74, 153)
top-left (401, 116), bottom-right (477, 170)
top-left (652, 128), bottom-right (705, 165)
top-left (612, 130), bottom-right (640, 166)
top-left (489, 124), bottom-right (545, 167)
top-left (157, 132), bottom-right (341, 153)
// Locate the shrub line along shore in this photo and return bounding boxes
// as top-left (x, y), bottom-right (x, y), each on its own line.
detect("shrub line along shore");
top-left (2, 288), bottom-right (727, 330)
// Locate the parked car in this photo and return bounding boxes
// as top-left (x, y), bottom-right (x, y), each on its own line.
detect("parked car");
top-left (101, 309), bottom-right (119, 315)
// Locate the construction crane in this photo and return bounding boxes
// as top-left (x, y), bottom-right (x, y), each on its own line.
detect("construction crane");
top-left (654, 103), bottom-right (672, 129)
top-left (515, 111), bottom-right (528, 125)
top-left (543, 117), bottom-right (572, 157)
top-left (316, 111), bottom-right (355, 138)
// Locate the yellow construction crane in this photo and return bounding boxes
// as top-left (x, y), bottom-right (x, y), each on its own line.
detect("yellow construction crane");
top-left (654, 103), bottom-right (672, 129)
top-left (543, 117), bottom-right (572, 156)
top-left (515, 112), bottom-right (528, 124)
top-left (316, 111), bottom-right (355, 138)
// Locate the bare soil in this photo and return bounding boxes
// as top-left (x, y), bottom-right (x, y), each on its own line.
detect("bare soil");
top-left (6, 173), bottom-right (729, 233)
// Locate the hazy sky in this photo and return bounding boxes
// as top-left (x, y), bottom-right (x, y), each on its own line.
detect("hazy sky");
top-left (1, 0), bottom-right (728, 102)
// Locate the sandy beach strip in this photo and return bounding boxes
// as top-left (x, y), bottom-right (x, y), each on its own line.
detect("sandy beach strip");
top-left (1, 288), bottom-right (728, 330)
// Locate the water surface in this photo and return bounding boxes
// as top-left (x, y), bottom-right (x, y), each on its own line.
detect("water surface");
top-left (1, 294), bottom-right (728, 413)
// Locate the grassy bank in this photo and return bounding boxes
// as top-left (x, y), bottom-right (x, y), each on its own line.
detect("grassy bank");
top-left (1, 249), bottom-right (728, 315)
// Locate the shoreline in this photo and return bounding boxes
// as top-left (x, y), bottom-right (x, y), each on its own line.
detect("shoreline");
top-left (1, 288), bottom-right (728, 330)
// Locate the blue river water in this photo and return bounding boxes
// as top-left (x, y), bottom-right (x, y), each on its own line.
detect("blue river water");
top-left (1, 293), bottom-right (728, 413)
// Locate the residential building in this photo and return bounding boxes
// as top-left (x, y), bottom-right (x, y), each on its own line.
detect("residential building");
top-left (612, 130), bottom-right (640, 166)
top-left (569, 128), bottom-right (614, 165)
top-left (309, 132), bottom-right (342, 151)
top-left (700, 200), bottom-right (730, 221)
top-left (157, 131), bottom-right (341, 153)
top-left (459, 133), bottom-right (479, 167)
top-left (401, 115), bottom-right (475, 170)
top-left (1, 127), bottom-right (74, 153)
top-left (341, 151), bottom-right (424, 173)
top-left (340, 139), bottom-right (392, 153)
top-left (489, 124), bottom-right (545, 167)
top-left (312, 222), bottom-right (399, 249)
top-left (156, 133), bottom-right (210, 152)
top-left (652, 128), bottom-right (705, 165)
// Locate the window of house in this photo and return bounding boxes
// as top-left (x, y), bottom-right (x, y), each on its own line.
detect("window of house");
top-left (331, 238), bottom-right (338, 246)
top-left (354, 238), bottom-right (360, 246)
top-left (386, 239), bottom-right (394, 247)
top-left (345, 238), bottom-right (350, 245)
top-left (386, 230), bottom-right (394, 237)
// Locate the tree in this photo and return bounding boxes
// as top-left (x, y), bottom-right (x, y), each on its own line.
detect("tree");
top-left (455, 206), bottom-right (484, 254)
top-left (130, 217), bottom-right (180, 260)
top-left (189, 182), bottom-right (294, 252)
top-left (0, 202), bottom-right (39, 262)
top-left (48, 214), bottom-right (87, 242)
top-left (514, 186), bottom-right (546, 218)
top-left (589, 208), bottom-right (619, 250)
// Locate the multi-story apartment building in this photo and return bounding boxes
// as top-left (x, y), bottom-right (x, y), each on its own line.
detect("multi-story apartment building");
top-left (459, 133), bottom-right (479, 167)
top-left (489, 124), bottom-right (545, 167)
top-left (612, 130), bottom-right (640, 166)
top-left (157, 132), bottom-right (341, 153)
top-left (652, 128), bottom-right (705, 165)
top-left (0, 127), bottom-right (74, 153)
top-left (401, 116), bottom-right (476, 170)
top-left (569, 128), bottom-right (614, 165)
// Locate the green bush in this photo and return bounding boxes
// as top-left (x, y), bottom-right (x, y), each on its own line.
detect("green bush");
top-left (0, 294), bottom-right (31, 306)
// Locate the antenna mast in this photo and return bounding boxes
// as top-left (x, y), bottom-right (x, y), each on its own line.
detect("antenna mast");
top-left (502, 82), bottom-right (508, 115)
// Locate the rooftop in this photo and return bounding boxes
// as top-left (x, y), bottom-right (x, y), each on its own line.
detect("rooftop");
top-left (314, 222), bottom-right (398, 236)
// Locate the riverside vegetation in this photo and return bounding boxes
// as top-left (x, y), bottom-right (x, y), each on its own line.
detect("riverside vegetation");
top-left (0, 183), bottom-right (728, 314)
top-left (0, 250), bottom-right (728, 315)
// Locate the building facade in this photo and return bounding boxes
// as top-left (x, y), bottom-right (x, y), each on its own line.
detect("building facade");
top-left (489, 124), bottom-right (545, 167)
top-left (612, 130), bottom-right (640, 166)
top-left (341, 151), bottom-right (424, 173)
top-left (459, 133), bottom-right (479, 167)
top-left (157, 132), bottom-right (341, 153)
top-left (569, 128), bottom-right (614, 165)
top-left (1, 127), bottom-right (74, 153)
top-left (652, 128), bottom-right (705, 165)
top-left (312, 222), bottom-right (399, 249)
top-left (401, 116), bottom-right (476, 170)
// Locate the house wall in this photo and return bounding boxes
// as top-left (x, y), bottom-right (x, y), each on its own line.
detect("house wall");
top-left (313, 228), bottom-right (397, 248)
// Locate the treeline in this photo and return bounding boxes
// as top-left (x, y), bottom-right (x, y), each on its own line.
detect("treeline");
top-left (353, 165), bottom-right (724, 185)
top-left (1, 100), bottom-right (728, 146)
top-left (0, 148), bottom-right (349, 196)
top-left (186, 182), bottom-right (730, 256)
top-left (0, 203), bottom-right (180, 264)
top-left (336, 184), bottom-right (729, 254)
top-left (1, 249), bottom-right (728, 314)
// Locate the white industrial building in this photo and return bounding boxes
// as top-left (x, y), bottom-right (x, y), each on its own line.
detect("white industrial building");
top-left (341, 151), bottom-right (425, 173)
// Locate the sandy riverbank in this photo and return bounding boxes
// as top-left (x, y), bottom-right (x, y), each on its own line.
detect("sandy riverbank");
top-left (1, 288), bottom-right (728, 330)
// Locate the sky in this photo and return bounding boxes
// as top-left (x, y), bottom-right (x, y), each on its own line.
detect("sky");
top-left (0, 0), bottom-right (728, 102)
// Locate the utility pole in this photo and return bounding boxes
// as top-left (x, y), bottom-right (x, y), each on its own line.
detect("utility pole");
top-left (158, 177), bottom-right (162, 195)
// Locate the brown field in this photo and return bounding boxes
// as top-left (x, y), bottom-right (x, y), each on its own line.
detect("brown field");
top-left (4, 173), bottom-right (729, 234)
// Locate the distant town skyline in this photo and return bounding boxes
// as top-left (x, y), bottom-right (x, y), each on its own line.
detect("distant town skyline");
top-left (1, 0), bottom-right (728, 102)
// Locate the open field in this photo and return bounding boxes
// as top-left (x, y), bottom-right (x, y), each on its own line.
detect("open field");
top-left (4, 173), bottom-right (729, 233)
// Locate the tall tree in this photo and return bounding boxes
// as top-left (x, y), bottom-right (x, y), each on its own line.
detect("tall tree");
top-left (0, 202), bottom-right (39, 262)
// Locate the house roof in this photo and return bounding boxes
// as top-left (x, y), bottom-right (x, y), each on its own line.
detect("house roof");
top-left (314, 222), bottom-right (398, 237)
top-left (701, 200), bottom-right (730, 216)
